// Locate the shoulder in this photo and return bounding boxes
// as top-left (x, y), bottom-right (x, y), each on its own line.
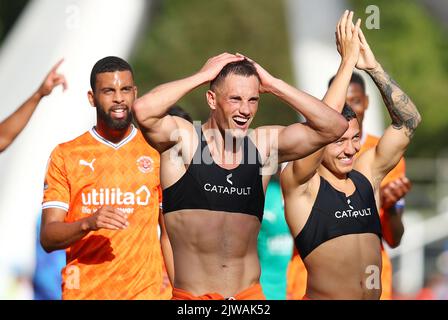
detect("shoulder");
top-left (281, 163), bottom-right (320, 197)
top-left (250, 125), bottom-right (284, 159)
top-left (51, 130), bottom-right (91, 157)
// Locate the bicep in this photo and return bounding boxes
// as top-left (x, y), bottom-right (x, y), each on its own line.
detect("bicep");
top-left (372, 126), bottom-right (410, 180)
top-left (42, 208), bottom-right (67, 225)
top-left (276, 123), bottom-right (334, 163)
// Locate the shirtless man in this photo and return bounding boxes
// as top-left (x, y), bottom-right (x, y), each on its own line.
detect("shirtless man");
top-left (133, 49), bottom-right (350, 299)
top-left (281, 16), bottom-right (421, 300)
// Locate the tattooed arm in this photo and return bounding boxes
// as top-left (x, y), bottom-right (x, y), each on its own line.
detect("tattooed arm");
top-left (355, 27), bottom-right (421, 183)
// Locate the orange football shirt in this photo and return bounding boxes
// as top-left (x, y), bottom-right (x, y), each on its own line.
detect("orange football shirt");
top-left (43, 125), bottom-right (166, 299)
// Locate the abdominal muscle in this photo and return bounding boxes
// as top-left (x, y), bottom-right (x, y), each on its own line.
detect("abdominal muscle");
top-left (304, 233), bottom-right (382, 300)
top-left (165, 209), bottom-right (262, 297)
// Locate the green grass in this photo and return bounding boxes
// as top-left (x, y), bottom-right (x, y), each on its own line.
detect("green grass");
top-left (349, 0), bottom-right (448, 157)
top-left (130, 0), bottom-right (297, 127)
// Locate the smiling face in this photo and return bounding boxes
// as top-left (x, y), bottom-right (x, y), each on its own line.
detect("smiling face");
top-left (322, 118), bottom-right (361, 177)
top-left (88, 70), bottom-right (137, 130)
top-left (207, 74), bottom-right (260, 138)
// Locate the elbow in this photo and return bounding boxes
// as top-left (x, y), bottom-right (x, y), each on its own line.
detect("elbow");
top-left (132, 99), bottom-right (146, 126)
top-left (40, 233), bottom-right (56, 253)
top-left (335, 116), bottom-right (349, 138)
top-left (407, 111), bottom-right (422, 135)
top-left (133, 98), bottom-right (157, 129)
top-left (325, 115), bottom-right (348, 142)
top-left (387, 238), bottom-right (402, 249)
top-left (414, 112), bottom-right (422, 128)
top-left (386, 228), bottom-right (404, 249)
top-left (0, 137), bottom-right (11, 153)
top-left (40, 240), bottom-right (55, 253)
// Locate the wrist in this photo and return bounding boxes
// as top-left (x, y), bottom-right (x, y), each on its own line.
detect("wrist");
top-left (194, 70), bottom-right (217, 87)
top-left (33, 90), bottom-right (44, 101)
top-left (80, 217), bottom-right (92, 233)
top-left (365, 62), bottom-right (382, 74)
top-left (340, 58), bottom-right (357, 70)
top-left (264, 77), bottom-right (282, 95)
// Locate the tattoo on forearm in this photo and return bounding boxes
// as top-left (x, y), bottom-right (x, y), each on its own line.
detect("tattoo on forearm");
top-left (367, 68), bottom-right (421, 138)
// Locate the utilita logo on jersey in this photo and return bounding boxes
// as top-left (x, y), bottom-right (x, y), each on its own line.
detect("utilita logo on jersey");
top-left (335, 199), bottom-right (372, 219)
top-left (203, 173), bottom-right (251, 196)
top-left (81, 186), bottom-right (151, 214)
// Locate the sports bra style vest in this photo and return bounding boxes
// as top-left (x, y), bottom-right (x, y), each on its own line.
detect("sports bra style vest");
top-left (163, 126), bottom-right (265, 222)
top-left (295, 170), bottom-right (382, 259)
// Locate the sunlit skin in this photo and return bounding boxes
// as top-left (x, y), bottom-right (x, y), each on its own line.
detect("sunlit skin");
top-left (133, 50), bottom-right (350, 298)
top-left (206, 74), bottom-right (260, 141)
top-left (87, 70), bottom-right (137, 143)
top-left (321, 118), bottom-right (361, 179)
top-left (346, 80), bottom-right (409, 249)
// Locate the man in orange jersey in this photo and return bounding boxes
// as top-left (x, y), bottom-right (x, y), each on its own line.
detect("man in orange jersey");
top-left (40, 56), bottom-right (172, 300)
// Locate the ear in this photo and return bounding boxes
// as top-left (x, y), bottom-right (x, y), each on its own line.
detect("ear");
top-left (87, 91), bottom-right (95, 108)
top-left (134, 86), bottom-right (138, 100)
top-left (206, 90), bottom-right (217, 110)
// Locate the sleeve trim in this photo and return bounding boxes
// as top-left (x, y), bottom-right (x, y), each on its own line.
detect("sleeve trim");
top-left (42, 201), bottom-right (69, 212)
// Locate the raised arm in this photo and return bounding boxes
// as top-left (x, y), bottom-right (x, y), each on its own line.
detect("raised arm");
top-left (247, 51), bottom-right (348, 164)
top-left (0, 59), bottom-right (67, 152)
top-left (355, 28), bottom-right (421, 182)
top-left (133, 53), bottom-right (244, 153)
top-left (282, 11), bottom-right (360, 187)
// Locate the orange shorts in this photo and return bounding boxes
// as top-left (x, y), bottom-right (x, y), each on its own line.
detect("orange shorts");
top-left (302, 295), bottom-right (312, 300)
top-left (172, 284), bottom-right (266, 300)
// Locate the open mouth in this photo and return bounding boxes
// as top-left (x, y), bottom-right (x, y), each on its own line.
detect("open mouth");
top-left (338, 156), bottom-right (354, 165)
top-left (233, 116), bottom-right (249, 127)
top-left (111, 106), bottom-right (128, 119)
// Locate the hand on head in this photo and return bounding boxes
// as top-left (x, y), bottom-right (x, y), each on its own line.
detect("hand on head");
top-left (198, 53), bottom-right (244, 82)
top-left (235, 52), bottom-right (277, 94)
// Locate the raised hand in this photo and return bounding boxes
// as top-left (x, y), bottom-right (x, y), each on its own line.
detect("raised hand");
top-left (37, 58), bottom-right (68, 97)
top-left (336, 10), bottom-right (361, 66)
top-left (356, 27), bottom-right (379, 71)
top-left (235, 53), bottom-right (277, 94)
top-left (198, 53), bottom-right (244, 83)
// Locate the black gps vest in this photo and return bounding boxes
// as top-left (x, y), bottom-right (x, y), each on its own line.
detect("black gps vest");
top-left (162, 127), bottom-right (265, 222)
top-left (295, 170), bottom-right (382, 259)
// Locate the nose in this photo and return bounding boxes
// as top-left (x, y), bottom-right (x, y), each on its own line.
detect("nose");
top-left (344, 140), bottom-right (357, 156)
top-left (113, 90), bottom-right (124, 104)
top-left (239, 101), bottom-right (251, 116)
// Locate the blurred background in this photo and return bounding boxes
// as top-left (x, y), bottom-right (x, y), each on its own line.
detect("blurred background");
top-left (0, 0), bottom-right (447, 299)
